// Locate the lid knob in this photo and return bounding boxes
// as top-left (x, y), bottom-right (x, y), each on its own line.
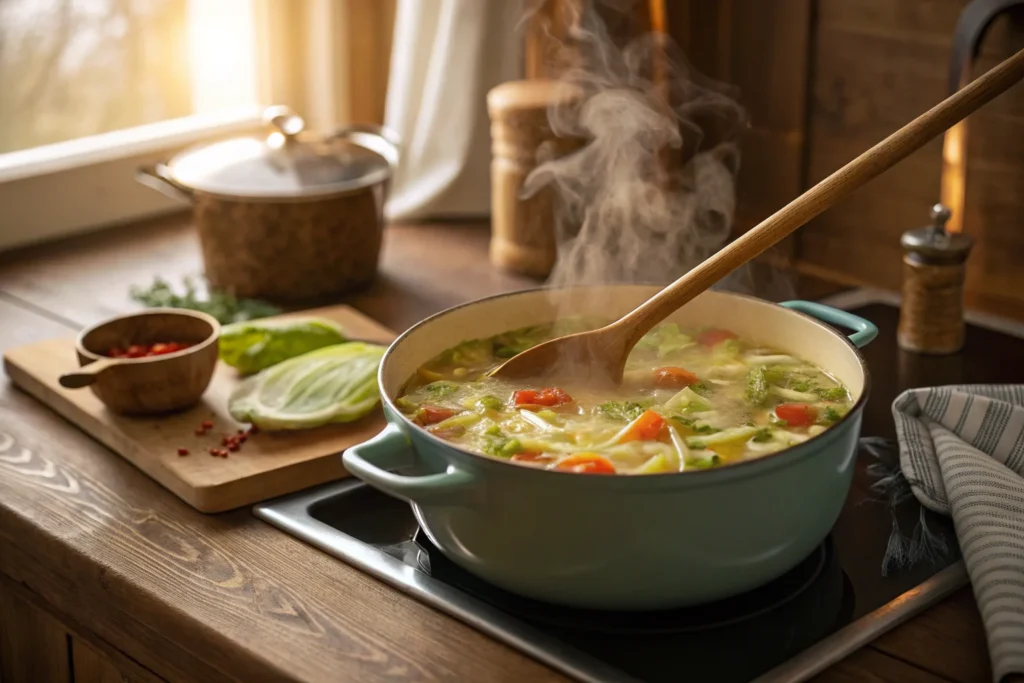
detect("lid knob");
top-left (263, 105), bottom-right (305, 140)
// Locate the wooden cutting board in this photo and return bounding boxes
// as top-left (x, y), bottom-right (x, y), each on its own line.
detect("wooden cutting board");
top-left (2, 305), bottom-right (396, 513)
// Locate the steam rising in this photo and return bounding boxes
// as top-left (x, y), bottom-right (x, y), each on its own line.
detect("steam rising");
top-left (523, 1), bottom-right (792, 298)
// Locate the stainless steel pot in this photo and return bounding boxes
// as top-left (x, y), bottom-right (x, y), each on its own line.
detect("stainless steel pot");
top-left (136, 106), bottom-right (399, 303)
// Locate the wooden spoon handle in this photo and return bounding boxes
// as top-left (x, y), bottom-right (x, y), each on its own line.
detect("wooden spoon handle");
top-left (619, 47), bottom-right (1024, 346)
top-left (59, 358), bottom-right (120, 389)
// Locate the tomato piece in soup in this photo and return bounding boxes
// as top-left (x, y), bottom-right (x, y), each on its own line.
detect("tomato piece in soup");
top-left (697, 329), bottom-right (738, 348)
top-left (512, 387), bottom-right (573, 408)
top-left (652, 366), bottom-right (700, 388)
top-left (775, 403), bottom-right (817, 427)
top-left (555, 453), bottom-right (616, 474)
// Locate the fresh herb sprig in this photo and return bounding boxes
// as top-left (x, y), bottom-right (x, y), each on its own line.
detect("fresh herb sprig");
top-left (130, 277), bottom-right (281, 325)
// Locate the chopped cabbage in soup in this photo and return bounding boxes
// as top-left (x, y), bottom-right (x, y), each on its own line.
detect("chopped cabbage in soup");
top-left (396, 318), bottom-right (853, 474)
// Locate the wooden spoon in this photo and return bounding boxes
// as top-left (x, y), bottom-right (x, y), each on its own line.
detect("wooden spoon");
top-left (491, 47), bottom-right (1024, 384)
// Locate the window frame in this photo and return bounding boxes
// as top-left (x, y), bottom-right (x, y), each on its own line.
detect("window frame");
top-left (0, 0), bottom-right (390, 253)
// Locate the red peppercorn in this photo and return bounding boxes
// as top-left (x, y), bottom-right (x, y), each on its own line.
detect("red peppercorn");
top-left (248, 425), bottom-right (259, 435)
top-left (201, 420), bottom-right (214, 430)
top-left (125, 345), bottom-right (147, 358)
top-left (177, 448), bottom-right (189, 456)
top-left (104, 341), bottom-right (193, 358)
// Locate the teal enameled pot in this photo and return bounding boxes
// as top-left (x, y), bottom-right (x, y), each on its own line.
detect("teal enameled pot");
top-left (343, 287), bottom-right (876, 610)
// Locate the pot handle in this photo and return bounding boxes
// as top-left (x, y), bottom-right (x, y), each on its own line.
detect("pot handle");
top-left (328, 124), bottom-right (401, 169)
top-left (780, 301), bottom-right (878, 349)
top-left (342, 422), bottom-right (478, 506)
top-left (135, 163), bottom-right (194, 203)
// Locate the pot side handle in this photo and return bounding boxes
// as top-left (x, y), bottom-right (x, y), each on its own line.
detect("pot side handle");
top-left (328, 124), bottom-right (402, 169)
top-left (780, 301), bottom-right (879, 349)
top-left (342, 422), bottom-right (478, 506)
top-left (135, 164), bottom-right (195, 203)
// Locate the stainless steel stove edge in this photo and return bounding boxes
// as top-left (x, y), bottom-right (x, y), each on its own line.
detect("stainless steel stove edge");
top-left (753, 562), bottom-right (967, 682)
top-left (254, 479), bottom-right (639, 683)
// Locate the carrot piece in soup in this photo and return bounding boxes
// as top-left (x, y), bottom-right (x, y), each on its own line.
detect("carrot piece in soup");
top-left (652, 366), bottom-right (700, 388)
top-left (618, 409), bottom-right (666, 442)
top-left (697, 329), bottom-right (738, 348)
top-left (775, 403), bottom-right (817, 427)
top-left (555, 453), bottom-right (616, 474)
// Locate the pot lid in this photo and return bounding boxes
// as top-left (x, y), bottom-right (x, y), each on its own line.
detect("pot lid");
top-left (901, 204), bottom-right (974, 262)
top-left (164, 106), bottom-right (399, 199)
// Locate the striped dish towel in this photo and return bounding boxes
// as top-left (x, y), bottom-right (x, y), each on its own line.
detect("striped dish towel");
top-left (892, 385), bottom-right (1024, 683)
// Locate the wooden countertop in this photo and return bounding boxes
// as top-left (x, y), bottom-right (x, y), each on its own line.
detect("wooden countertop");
top-left (0, 215), bottom-right (995, 682)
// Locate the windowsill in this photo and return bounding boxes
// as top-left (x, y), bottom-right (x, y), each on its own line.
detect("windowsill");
top-left (0, 108), bottom-right (266, 254)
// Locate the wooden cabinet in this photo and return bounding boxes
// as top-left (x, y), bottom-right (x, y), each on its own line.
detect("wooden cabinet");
top-left (0, 580), bottom-right (153, 683)
top-left (72, 641), bottom-right (141, 683)
top-left (0, 581), bottom-right (70, 683)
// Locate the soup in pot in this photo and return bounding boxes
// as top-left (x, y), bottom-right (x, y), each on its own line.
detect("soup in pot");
top-left (396, 318), bottom-right (853, 474)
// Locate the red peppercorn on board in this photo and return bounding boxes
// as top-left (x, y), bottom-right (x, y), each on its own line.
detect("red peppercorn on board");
top-left (2, 305), bottom-right (395, 512)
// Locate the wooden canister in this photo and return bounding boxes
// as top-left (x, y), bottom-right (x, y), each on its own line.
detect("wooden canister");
top-left (487, 80), bottom-right (583, 279)
top-left (897, 204), bottom-right (975, 354)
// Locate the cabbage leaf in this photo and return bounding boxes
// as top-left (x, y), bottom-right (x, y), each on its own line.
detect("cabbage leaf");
top-left (228, 342), bottom-right (385, 430)
top-left (219, 317), bottom-right (347, 374)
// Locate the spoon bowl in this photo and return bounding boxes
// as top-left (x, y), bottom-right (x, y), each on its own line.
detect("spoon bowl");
top-left (487, 325), bottom-right (631, 385)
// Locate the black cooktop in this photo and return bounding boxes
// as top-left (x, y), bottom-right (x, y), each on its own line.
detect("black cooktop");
top-left (256, 298), bottom-right (1024, 683)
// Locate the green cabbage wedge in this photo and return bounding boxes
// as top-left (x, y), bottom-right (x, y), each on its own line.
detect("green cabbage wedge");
top-left (219, 318), bottom-right (348, 374)
top-left (228, 342), bottom-right (385, 430)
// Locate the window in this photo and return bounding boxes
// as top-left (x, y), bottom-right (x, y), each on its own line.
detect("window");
top-left (0, 0), bottom-right (394, 252)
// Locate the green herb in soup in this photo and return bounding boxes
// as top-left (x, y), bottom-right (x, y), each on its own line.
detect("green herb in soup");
top-left (397, 319), bottom-right (853, 474)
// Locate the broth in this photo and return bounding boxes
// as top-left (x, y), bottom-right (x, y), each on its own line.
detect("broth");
top-left (396, 318), bottom-right (852, 474)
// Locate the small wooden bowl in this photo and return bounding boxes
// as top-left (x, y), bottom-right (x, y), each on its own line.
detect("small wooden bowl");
top-left (60, 309), bottom-right (220, 416)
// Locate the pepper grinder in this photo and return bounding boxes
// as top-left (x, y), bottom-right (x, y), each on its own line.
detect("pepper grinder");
top-left (897, 203), bottom-right (975, 354)
top-left (486, 80), bottom-right (583, 279)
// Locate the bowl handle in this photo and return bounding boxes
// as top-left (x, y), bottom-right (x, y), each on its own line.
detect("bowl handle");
top-left (342, 422), bottom-right (479, 506)
top-left (58, 357), bottom-right (121, 389)
top-left (780, 301), bottom-right (879, 349)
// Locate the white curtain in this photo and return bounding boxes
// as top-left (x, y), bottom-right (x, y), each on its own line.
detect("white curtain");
top-left (384, 0), bottom-right (523, 220)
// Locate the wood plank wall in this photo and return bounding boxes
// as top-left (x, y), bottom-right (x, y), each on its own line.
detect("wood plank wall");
top-left (519, 0), bottom-right (1023, 315)
top-left (524, 0), bottom-right (813, 234)
top-left (799, 0), bottom-right (1024, 318)
top-left (668, 1), bottom-right (813, 239)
